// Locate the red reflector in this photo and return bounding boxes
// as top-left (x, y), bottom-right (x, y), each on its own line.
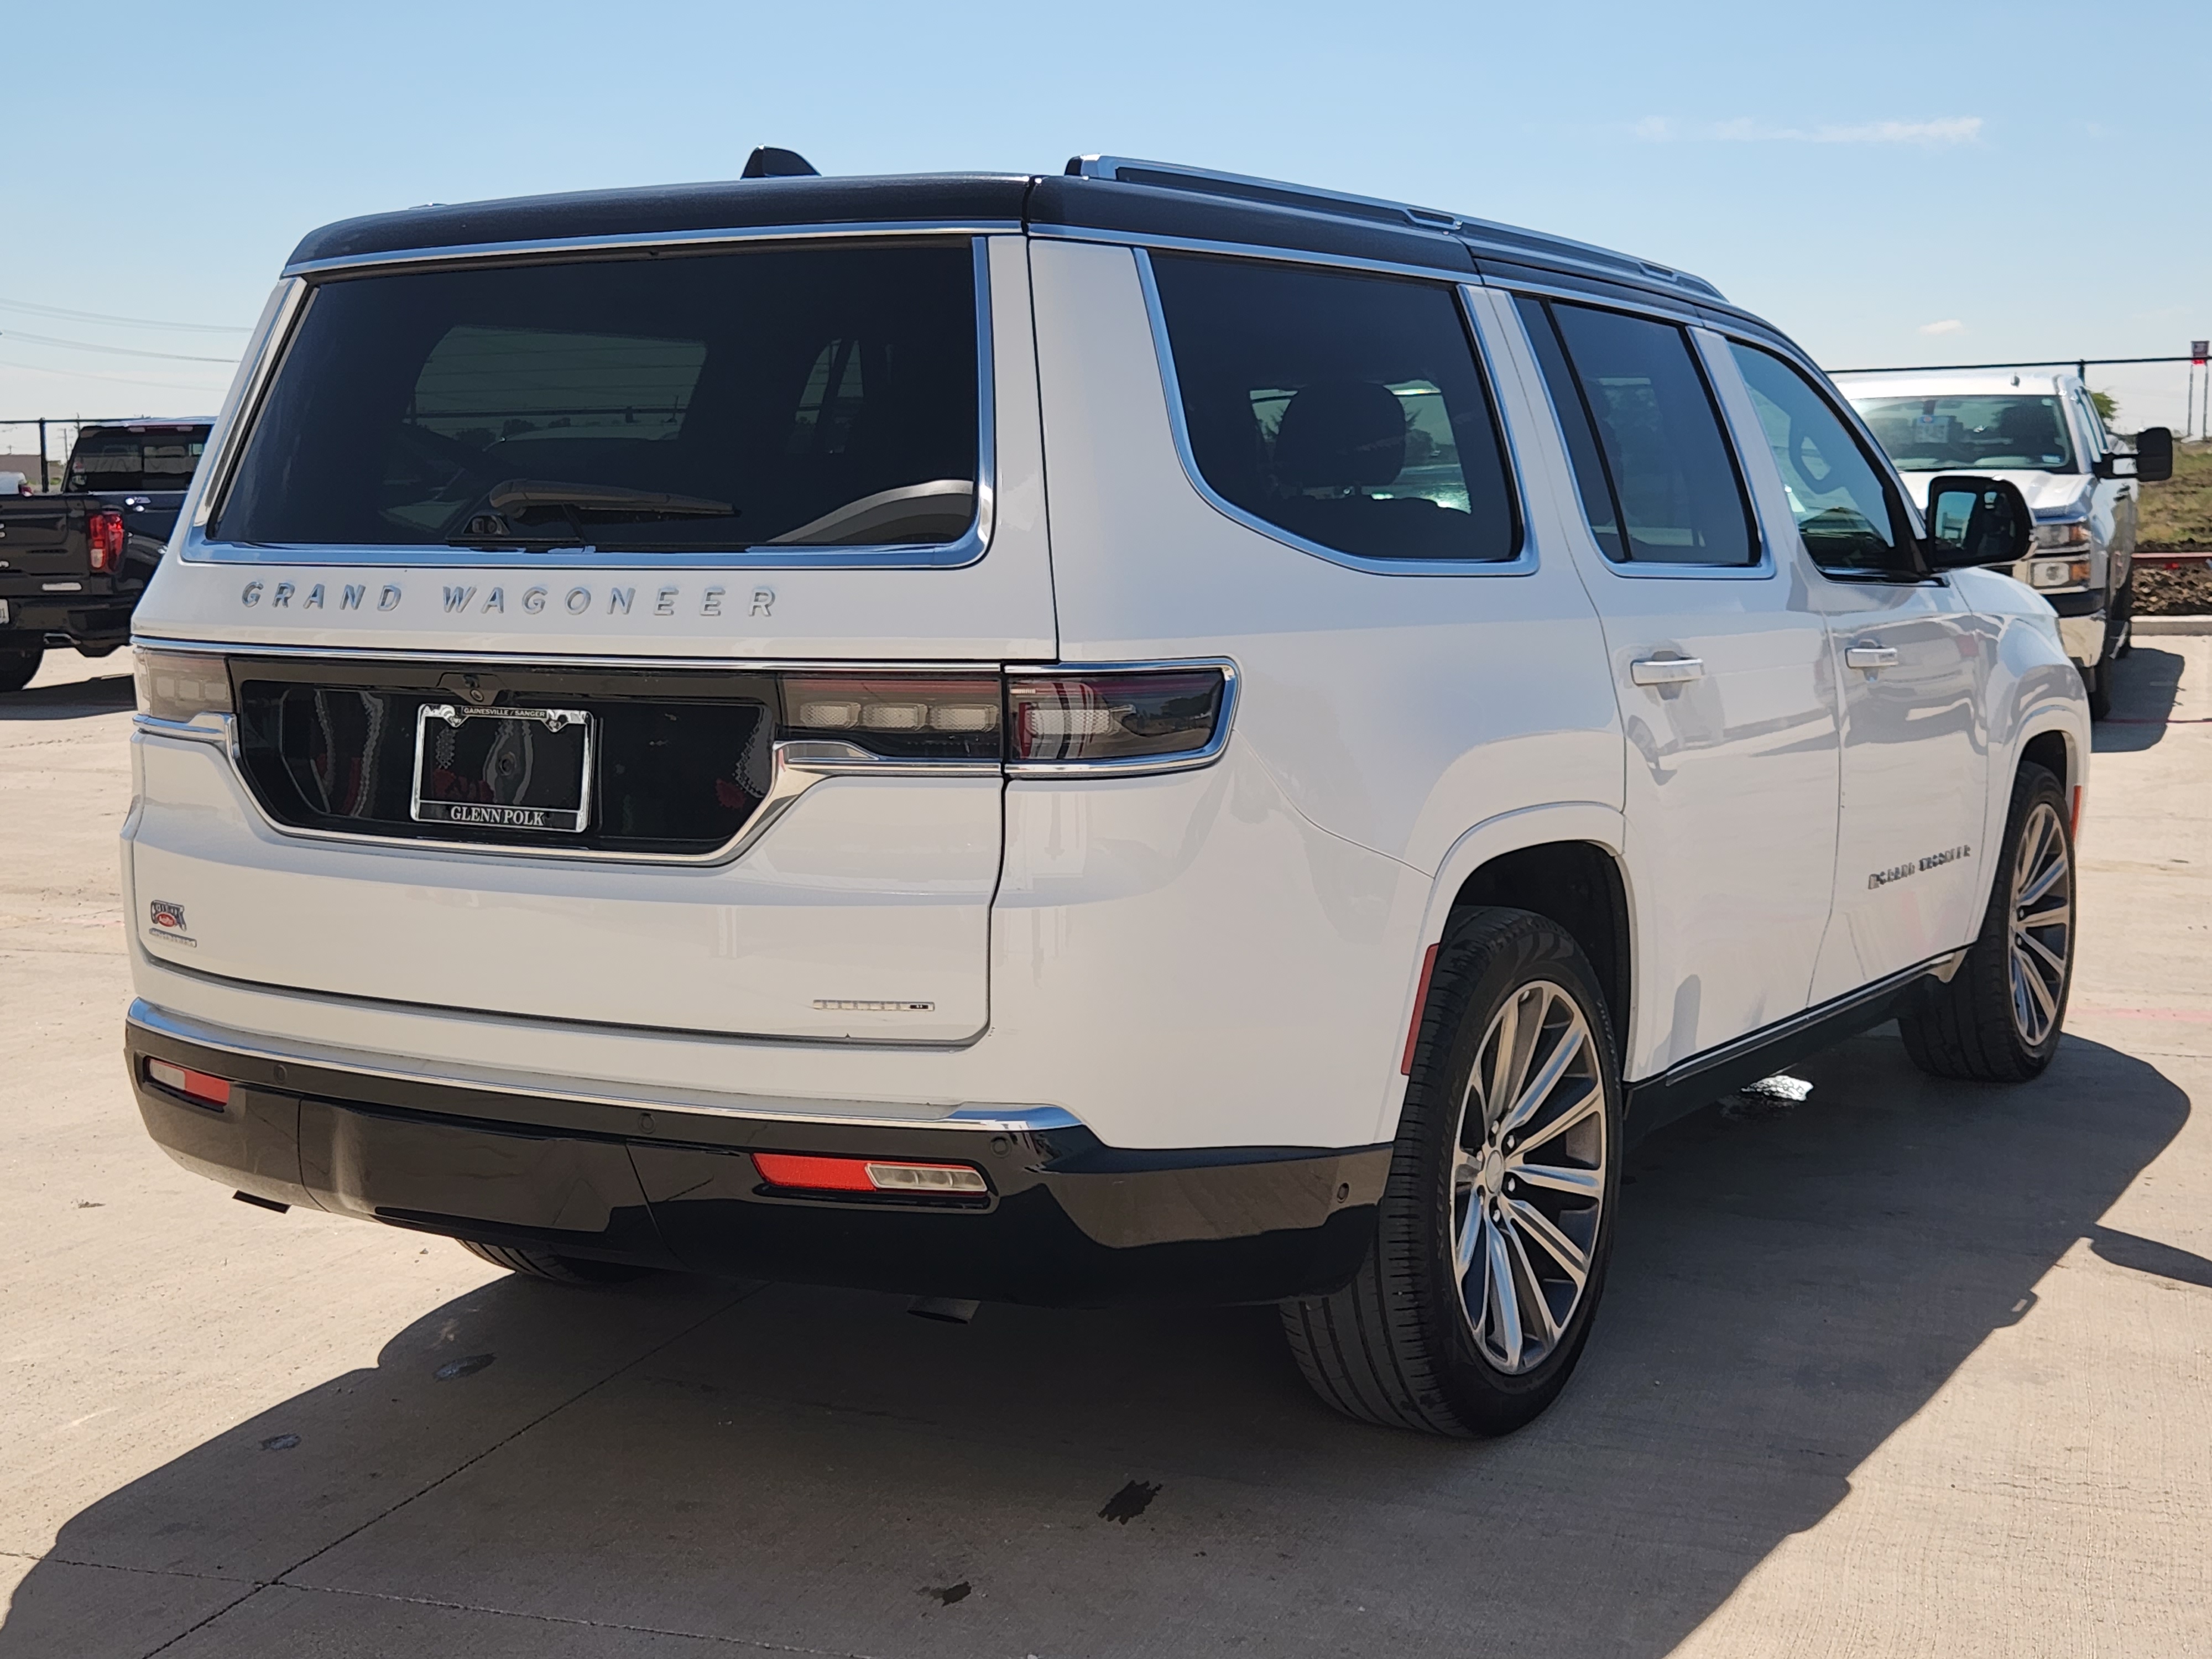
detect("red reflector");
top-left (87, 509), bottom-right (126, 572)
top-left (752, 1152), bottom-right (988, 1195)
top-left (752, 1153), bottom-right (877, 1192)
top-left (147, 1058), bottom-right (230, 1107)
top-left (1401, 942), bottom-right (1442, 1076)
top-left (2071, 785), bottom-right (2085, 842)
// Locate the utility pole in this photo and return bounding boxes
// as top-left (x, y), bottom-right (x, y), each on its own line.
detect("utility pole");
top-left (36, 418), bottom-right (46, 493)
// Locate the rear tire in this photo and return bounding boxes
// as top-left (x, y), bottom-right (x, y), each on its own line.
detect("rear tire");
top-left (1898, 762), bottom-right (2073, 1083)
top-left (0, 645), bottom-right (41, 694)
top-left (456, 1238), bottom-right (654, 1286)
top-left (1281, 908), bottom-right (1621, 1437)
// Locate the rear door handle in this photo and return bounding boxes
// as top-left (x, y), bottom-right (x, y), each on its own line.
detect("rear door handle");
top-left (1629, 655), bottom-right (1705, 686)
top-left (1845, 645), bottom-right (1901, 671)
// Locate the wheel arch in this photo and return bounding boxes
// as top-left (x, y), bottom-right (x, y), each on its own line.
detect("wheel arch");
top-left (1384, 805), bottom-right (1634, 1146)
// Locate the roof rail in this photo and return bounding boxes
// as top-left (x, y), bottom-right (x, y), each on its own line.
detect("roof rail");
top-left (1063, 154), bottom-right (1724, 302)
top-left (1066, 155), bottom-right (1461, 233)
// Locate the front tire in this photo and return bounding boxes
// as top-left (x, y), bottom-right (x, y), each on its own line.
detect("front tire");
top-left (456, 1238), bottom-right (655, 1286)
top-left (1899, 762), bottom-right (2073, 1083)
top-left (1282, 909), bottom-right (1621, 1437)
top-left (2081, 661), bottom-right (2112, 722)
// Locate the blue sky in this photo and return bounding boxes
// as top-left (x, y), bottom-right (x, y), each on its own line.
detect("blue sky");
top-left (4, 0), bottom-right (2207, 444)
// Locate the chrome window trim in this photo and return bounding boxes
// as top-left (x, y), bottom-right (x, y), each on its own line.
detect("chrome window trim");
top-left (1132, 249), bottom-right (1539, 580)
top-left (186, 237), bottom-right (999, 573)
top-left (189, 278), bottom-right (309, 536)
top-left (125, 999), bottom-right (1082, 1132)
top-left (280, 218), bottom-right (1025, 278)
top-left (1004, 658), bottom-right (1241, 778)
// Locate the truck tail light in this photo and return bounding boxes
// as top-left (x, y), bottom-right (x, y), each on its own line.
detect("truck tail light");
top-left (1006, 666), bottom-right (1230, 770)
top-left (87, 510), bottom-right (127, 571)
top-left (752, 1152), bottom-right (989, 1196)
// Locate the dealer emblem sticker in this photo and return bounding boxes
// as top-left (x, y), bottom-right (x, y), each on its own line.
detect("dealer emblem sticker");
top-left (147, 900), bottom-right (197, 947)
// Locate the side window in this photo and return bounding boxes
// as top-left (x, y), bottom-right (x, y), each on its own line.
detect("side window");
top-left (2069, 388), bottom-right (2108, 461)
top-left (1729, 343), bottom-right (1914, 576)
top-left (1522, 299), bottom-right (1757, 566)
top-left (1149, 253), bottom-right (1520, 562)
top-left (1513, 295), bottom-right (1621, 560)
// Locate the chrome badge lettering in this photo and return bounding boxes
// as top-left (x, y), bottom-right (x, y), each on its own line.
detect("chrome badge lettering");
top-left (1869, 844), bottom-right (1972, 890)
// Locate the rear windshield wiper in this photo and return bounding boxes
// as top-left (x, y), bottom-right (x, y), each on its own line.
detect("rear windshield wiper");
top-left (486, 479), bottom-right (736, 519)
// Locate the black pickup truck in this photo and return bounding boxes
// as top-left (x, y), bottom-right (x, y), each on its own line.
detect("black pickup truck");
top-left (0, 419), bottom-right (213, 692)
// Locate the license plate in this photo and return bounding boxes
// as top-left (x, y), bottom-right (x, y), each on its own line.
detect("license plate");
top-left (411, 703), bottom-right (594, 833)
top-left (0, 599), bottom-right (9, 625)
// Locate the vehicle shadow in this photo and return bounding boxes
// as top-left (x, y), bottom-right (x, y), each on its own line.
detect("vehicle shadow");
top-left (2094, 644), bottom-right (2185, 753)
top-left (1, 1030), bottom-right (2190, 1658)
top-left (0, 671), bottom-right (133, 723)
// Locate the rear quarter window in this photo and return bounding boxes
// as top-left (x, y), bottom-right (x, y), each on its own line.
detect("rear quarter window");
top-left (1149, 253), bottom-right (1520, 564)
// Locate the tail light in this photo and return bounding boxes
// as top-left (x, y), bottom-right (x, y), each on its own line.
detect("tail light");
top-left (780, 675), bottom-right (1002, 761)
top-left (87, 509), bottom-right (127, 572)
top-left (1005, 666), bottom-right (1230, 771)
top-left (774, 664), bottom-right (1233, 773)
top-left (133, 648), bottom-right (233, 722)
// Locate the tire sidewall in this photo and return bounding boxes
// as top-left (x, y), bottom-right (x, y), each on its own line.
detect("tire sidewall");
top-left (1988, 764), bottom-right (2074, 1072)
top-left (1397, 911), bottom-right (1624, 1428)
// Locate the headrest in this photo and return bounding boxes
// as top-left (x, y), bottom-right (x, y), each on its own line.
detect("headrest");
top-left (1272, 380), bottom-right (1407, 489)
top-left (1997, 401), bottom-right (2057, 447)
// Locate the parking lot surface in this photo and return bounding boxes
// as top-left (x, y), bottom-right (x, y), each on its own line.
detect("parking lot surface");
top-left (3, 643), bottom-right (2208, 1659)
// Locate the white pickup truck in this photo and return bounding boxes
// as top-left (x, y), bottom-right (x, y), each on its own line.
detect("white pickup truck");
top-left (1838, 369), bottom-right (2173, 718)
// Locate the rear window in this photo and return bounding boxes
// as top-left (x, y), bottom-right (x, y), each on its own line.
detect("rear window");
top-left (1149, 253), bottom-right (1519, 563)
top-left (66, 426), bottom-right (210, 493)
top-left (214, 242), bottom-right (980, 553)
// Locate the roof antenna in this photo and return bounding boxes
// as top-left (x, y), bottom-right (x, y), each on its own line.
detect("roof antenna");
top-left (742, 146), bottom-right (819, 179)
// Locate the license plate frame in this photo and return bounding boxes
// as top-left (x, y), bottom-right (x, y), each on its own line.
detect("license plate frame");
top-left (410, 702), bottom-right (596, 834)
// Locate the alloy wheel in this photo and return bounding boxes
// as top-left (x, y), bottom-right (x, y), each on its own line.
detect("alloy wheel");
top-left (1450, 980), bottom-right (1606, 1375)
top-left (2008, 800), bottom-right (2072, 1047)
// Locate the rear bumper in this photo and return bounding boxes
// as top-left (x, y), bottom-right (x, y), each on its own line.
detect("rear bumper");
top-left (0, 589), bottom-right (137, 648)
top-left (124, 1001), bottom-right (1387, 1307)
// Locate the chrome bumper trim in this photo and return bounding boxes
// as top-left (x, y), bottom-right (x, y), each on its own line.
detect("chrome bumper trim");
top-left (124, 998), bottom-right (1080, 1135)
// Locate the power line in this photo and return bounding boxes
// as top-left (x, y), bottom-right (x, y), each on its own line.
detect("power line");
top-left (1833, 354), bottom-right (2198, 374)
top-left (0, 330), bottom-right (239, 364)
top-left (0, 357), bottom-right (228, 394)
top-left (0, 297), bottom-right (249, 335)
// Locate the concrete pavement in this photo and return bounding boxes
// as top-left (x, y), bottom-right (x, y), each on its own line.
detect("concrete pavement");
top-left (2, 643), bottom-right (2207, 1658)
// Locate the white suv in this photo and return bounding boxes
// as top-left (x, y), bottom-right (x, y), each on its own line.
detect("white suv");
top-left (1838, 368), bottom-right (2174, 720)
top-left (123, 153), bottom-right (2086, 1436)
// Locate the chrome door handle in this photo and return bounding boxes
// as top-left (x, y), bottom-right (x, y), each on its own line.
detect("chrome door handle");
top-left (1845, 645), bottom-right (1901, 671)
top-left (1629, 655), bottom-right (1705, 686)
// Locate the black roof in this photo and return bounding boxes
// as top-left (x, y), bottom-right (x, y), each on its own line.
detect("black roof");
top-left (284, 160), bottom-right (1738, 319)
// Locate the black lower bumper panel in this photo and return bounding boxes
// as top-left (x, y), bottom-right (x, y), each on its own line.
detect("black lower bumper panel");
top-left (124, 1018), bottom-right (1388, 1308)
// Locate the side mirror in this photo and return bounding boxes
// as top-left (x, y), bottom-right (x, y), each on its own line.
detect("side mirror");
top-left (1923, 474), bottom-right (2032, 570)
top-left (2130, 425), bottom-right (2174, 483)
